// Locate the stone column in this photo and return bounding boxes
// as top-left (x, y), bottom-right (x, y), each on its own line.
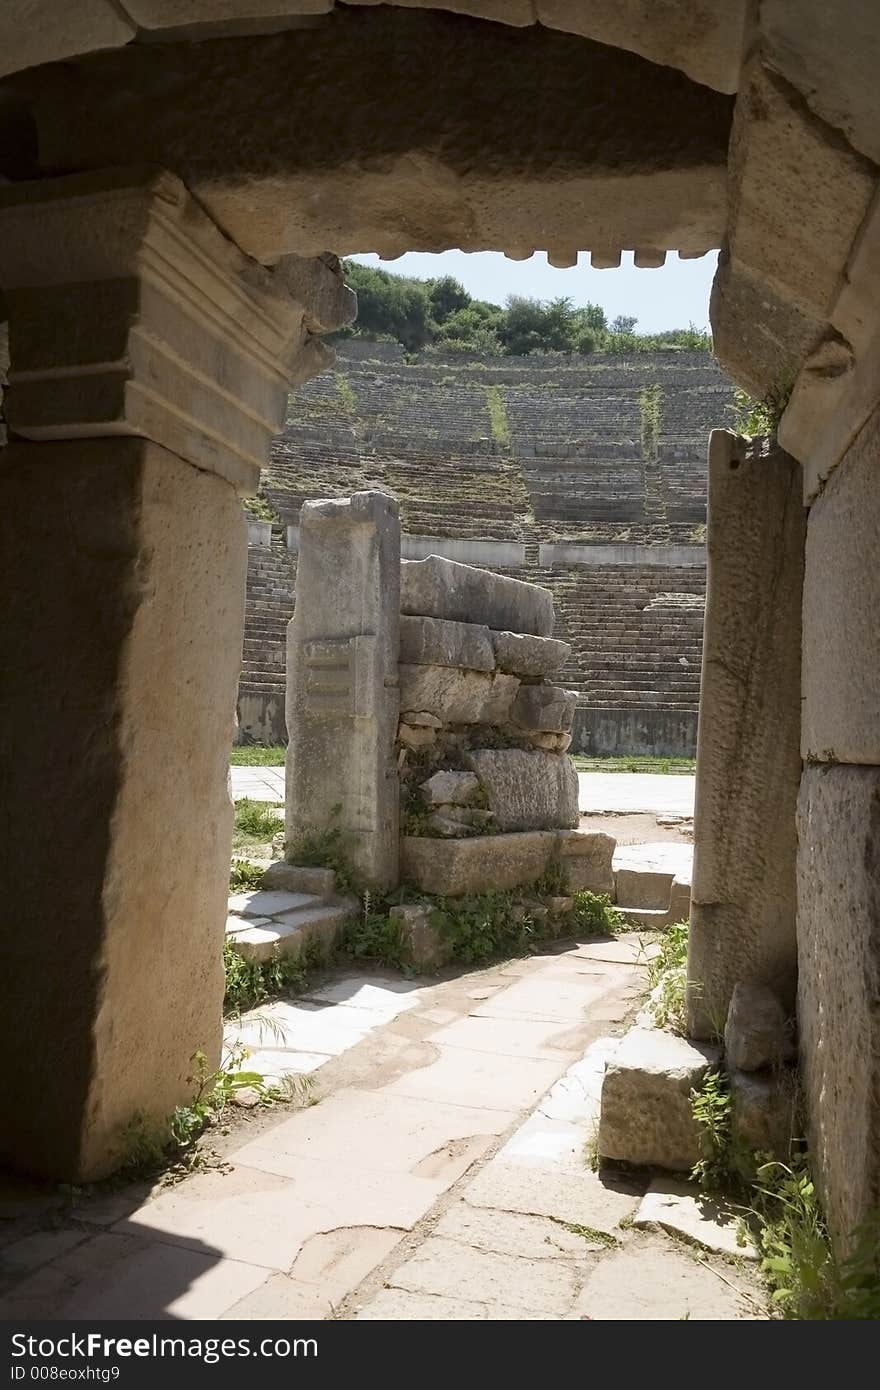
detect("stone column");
top-left (0, 168), bottom-right (349, 1181)
top-left (286, 492), bottom-right (401, 890)
top-left (686, 430), bottom-right (805, 1039)
top-left (797, 400), bottom-right (880, 1249)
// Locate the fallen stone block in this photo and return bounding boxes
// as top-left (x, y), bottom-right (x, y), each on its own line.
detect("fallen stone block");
top-left (724, 981), bottom-right (795, 1072)
top-left (558, 828), bottom-right (616, 897)
top-left (420, 770), bottom-right (480, 806)
top-left (615, 866), bottom-right (676, 911)
top-left (729, 1068), bottom-right (795, 1161)
top-left (399, 614), bottom-right (495, 672)
top-left (260, 861), bottom-right (336, 900)
top-left (668, 877), bottom-right (692, 923)
top-left (398, 664), bottom-right (519, 725)
top-left (491, 630), bottom-right (571, 677)
top-left (466, 747), bottom-right (579, 831)
top-left (389, 903), bottom-right (449, 971)
top-left (401, 555), bottom-right (554, 636)
top-left (400, 710), bottom-right (443, 729)
top-left (398, 721), bottom-right (437, 749)
top-left (401, 831), bottom-right (557, 896)
top-left (599, 1026), bottom-right (721, 1171)
top-left (226, 899), bottom-right (357, 964)
top-left (509, 682), bottom-right (578, 733)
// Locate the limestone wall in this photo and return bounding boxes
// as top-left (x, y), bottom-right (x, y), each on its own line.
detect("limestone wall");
top-left (239, 346), bottom-right (732, 752)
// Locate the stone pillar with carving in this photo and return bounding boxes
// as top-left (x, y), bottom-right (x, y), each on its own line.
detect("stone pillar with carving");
top-left (686, 429), bottom-right (805, 1040)
top-left (285, 492), bottom-right (401, 891)
top-left (0, 168), bottom-right (351, 1181)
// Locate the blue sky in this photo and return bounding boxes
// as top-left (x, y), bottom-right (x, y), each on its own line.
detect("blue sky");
top-left (350, 250), bottom-right (718, 334)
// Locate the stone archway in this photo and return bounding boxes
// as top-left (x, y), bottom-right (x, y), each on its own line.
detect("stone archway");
top-left (0, 2), bottom-right (878, 1247)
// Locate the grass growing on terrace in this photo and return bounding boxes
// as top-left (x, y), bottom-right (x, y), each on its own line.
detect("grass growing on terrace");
top-left (230, 745), bottom-right (286, 766)
top-left (572, 755), bottom-right (695, 775)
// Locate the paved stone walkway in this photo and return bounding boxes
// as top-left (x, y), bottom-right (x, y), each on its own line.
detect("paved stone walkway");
top-left (230, 766), bottom-right (696, 818)
top-left (0, 937), bottom-right (761, 1321)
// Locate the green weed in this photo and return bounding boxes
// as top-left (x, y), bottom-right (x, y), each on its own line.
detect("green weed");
top-left (484, 385), bottom-right (511, 446)
top-left (242, 495), bottom-right (280, 523)
top-left (229, 859), bottom-right (265, 892)
top-left (234, 798), bottom-right (283, 841)
top-left (644, 920), bottom-right (689, 1033)
top-left (753, 1159), bottom-right (880, 1320)
top-left (120, 1044), bottom-right (306, 1180)
top-left (569, 890), bottom-right (625, 936)
top-left (285, 803), bottom-right (357, 894)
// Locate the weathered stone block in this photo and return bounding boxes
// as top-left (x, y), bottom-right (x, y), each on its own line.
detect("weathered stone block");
top-left (261, 862), bottom-right (335, 899)
top-left (688, 433), bottom-right (804, 1038)
top-left (401, 832), bottom-right (557, 896)
top-left (509, 683), bottom-right (577, 734)
top-left (466, 749), bottom-right (579, 832)
top-left (398, 722), bottom-right (437, 749)
top-left (726, 58), bottom-right (876, 325)
top-left (399, 614), bottom-right (494, 672)
top-left (389, 904), bottom-right (449, 971)
top-left (490, 630), bottom-right (571, 677)
top-left (724, 982), bottom-right (794, 1073)
top-left (797, 763), bottom-right (880, 1249)
top-left (802, 405), bottom-right (880, 765)
top-left (729, 1069), bottom-right (795, 1162)
top-left (558, 829), bottom-right (616, 897)
top-left (615, 868), bottom-right (675, 912)
top-left (398, 665), bottom-right (518, 726)
top-left (401, 556), bottom-right (554, 636)
top-left (420, 771), bottom-right (479, 807)
top-left (599, 1027), bottom-right (721, 1172)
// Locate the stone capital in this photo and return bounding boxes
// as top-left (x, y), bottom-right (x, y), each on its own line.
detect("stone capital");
top-left (0, 167), bottom-right (351, 492)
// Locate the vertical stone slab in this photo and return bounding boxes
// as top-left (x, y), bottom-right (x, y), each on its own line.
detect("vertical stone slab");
top-left (801, 402), bottom-right (880, 765)
top-left (285, 492), bottom-right (400, 889)
top-left (687, 431), bottom-right (805, 1038)
top-left (797, 403), bottom-right (880, 1250)
top-left (0, 438), bottom-right (244, 1181)
top-left (797, 765), bottom-right (880, 1249)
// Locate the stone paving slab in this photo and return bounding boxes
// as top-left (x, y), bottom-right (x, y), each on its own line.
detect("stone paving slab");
top-left (462, 1162), bottom-right (640, 1234)
top-left (388, 1236), bottom-right (582, 1314)
top-left (433, 1204), bottom-right (609, 1260)
top-left (115, 1159), bottom-right (447, 1274)
top-left (634, 1177), bottom-right (758, 1260)
top-left (231, 1089), bottom-right (514, 1179)
top-left (356, 1288), bottom-right (557, 1320)
top-left (571, 1237), bottom-right (759, 1320)
top-left (424, 1014), bottom-right (592, 1062)
top-left (383, 1045), bottom-right (566, 1113)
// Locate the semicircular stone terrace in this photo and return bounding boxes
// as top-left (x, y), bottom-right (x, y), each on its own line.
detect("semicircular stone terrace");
top-left (239, 343), bottom-right (735, 755)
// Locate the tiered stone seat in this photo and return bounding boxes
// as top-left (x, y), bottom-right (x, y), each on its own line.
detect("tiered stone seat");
top-left (239, 531), bottom-right (296, 701)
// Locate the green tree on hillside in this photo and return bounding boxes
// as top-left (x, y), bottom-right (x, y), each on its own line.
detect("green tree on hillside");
top-left (337, 261), bottom-right (712, 357)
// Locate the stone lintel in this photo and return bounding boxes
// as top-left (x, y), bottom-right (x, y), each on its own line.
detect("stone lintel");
top-left (0, 168), bottom-right (348, 492)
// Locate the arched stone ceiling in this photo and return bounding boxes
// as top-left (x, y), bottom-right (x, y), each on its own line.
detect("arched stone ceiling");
top-left (0, 2), bottom-right (749, 93)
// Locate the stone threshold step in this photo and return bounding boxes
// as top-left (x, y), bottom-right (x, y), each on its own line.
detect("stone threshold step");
top-left (226, 899), bottom-right (358, 963)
